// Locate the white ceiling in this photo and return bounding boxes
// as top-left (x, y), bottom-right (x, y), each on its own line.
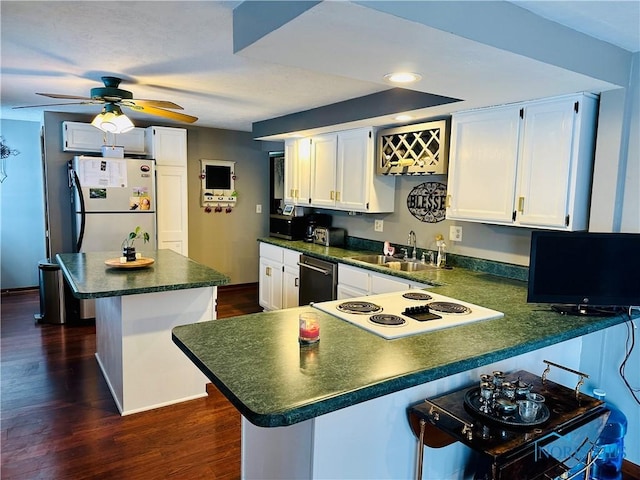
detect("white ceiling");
top-left (1, 1), bottom-right (638, 135)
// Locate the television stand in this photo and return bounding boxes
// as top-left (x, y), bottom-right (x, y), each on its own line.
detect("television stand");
top-left (551, 304), bottom-right (623, 317)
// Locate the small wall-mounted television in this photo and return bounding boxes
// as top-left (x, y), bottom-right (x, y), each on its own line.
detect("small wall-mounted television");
top-left (527, 231), bottom-right (640, 316)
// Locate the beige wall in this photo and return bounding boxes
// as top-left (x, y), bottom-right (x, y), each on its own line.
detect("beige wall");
top-left (185, 127), bottom-right (270, 284)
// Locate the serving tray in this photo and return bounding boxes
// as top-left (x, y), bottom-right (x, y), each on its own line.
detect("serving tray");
top-left (464, 387), bottom-right (550, 428)
top-left (104, 257), bottom-right (155, 269)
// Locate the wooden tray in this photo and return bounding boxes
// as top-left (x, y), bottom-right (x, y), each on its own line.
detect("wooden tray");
top-left (104, 257), bottom-right (154, 269)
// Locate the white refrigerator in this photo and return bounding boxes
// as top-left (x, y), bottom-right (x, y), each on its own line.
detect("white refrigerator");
top-left (70, 155), bottom-right (157, 318)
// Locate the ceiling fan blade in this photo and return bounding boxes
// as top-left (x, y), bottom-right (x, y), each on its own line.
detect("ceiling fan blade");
top-left (125, 104), bottom-right (198, 123)
top-left (13, 101), bottom-right (100, 109)
top-left (125, 99), bottom-right (184, 110)
top-left (36, 92), bottom-right (95, 100)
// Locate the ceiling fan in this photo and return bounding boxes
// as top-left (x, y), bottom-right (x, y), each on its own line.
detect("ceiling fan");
top-left (14, 76), bottom-right (198, 125)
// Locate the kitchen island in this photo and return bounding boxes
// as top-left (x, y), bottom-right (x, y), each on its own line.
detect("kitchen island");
top-left (172, 246), bottom-right (635, 479)
top-left (57, 249), bottom-right (229, 415)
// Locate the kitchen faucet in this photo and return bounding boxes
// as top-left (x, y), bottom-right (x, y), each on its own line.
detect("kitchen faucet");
top-left (408, 230), bottom-right (417, 260)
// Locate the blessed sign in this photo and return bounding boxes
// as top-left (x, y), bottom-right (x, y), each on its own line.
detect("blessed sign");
top-left (407, 182), bottom-right (447, 223)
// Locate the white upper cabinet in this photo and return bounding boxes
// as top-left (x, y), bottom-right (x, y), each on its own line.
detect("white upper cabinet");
top-left (446, 93), bottom-right (598, 231)
top-left (308, 127), bottom-right (395, 213)
top-left (310, 133), bottom-right (339, 208)
top-left (62, 121), bottom-right (146, 154)
top-left (145, 126), bottom-right (187, 166)
top-left (284, 138), bottom-right (312, 206)
top-left (446, 105), bottom-right (521, 224)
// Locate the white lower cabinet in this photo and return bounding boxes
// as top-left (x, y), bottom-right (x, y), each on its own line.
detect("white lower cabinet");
top-left (258, 243), bottom-right (300, 311)
top-left (282, 250), bottom-right (300, 309)
top-left (337, 264), bottom-right (428, 299)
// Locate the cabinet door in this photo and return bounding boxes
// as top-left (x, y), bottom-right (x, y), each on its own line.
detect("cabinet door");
top-left (284, 139), bottom-right (312, 205)
top-left (336, 128), bottom-right (371, 211)
top-left (63, 121), bottom-right (146, 153)
top-left (310, 133), bottom-right (338, 207)
top-left (515, 99), bottom-right (576, 228)
top-left (146, 127), bottom-right (187, 166)
top-left (284, 139), bottom-right (297, 204)
top-left (258, 257), bottom-right (283, 311)
top-left (283, 265), bottom-right (300, 309)
top-left (282, 249), bottom-right (300, 308)
top-left (156, 166), bottom-right (189, 256)
top-left (446, 106), bottom-right (520, 224)
top-left (337, 284), bottom-right (368, 299)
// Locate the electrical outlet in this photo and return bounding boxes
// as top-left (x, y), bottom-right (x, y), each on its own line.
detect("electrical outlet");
top-left (256, 204), bottom-right (262, 214)
top-left (449, 225), bottom-right (462, 242)
top-left (374, 220), bottom-right (384, 232)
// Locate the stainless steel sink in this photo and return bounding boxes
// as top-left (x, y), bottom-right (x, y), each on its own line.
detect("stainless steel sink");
top-left (348, 255), bottom-right (395, 265)
top-left (348, 255), bottom-right (437, 272)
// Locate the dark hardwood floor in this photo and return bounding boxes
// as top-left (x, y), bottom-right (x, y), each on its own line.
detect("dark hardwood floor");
top-left (3, 284), bottom-right (639, 480)
top-left (1, 284), bottom-right (261, 480)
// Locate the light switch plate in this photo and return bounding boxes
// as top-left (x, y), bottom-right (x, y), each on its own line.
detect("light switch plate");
top-left (256, 204), bottom-right (262, 213)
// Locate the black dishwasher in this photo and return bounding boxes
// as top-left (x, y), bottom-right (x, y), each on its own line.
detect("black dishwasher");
top-left (298, 255), bottom-right (337, 306)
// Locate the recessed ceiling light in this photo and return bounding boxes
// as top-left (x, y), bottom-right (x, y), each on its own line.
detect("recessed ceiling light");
top-left (394, 114), bottom-right (413, 122)
top-left (384, 72), bottom-right (422, 84)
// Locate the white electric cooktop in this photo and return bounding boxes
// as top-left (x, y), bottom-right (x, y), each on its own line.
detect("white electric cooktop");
top-left (312, 289), bottom-right (504, 339)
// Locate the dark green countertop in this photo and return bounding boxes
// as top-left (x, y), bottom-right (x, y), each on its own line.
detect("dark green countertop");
top-left (173, 240), bottom-right (634, 427)
top-left (57, 249), bottom-right (229, 299)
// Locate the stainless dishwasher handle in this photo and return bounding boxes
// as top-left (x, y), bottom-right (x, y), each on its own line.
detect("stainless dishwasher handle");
top-left (297, 262), bottom-right (331, 275)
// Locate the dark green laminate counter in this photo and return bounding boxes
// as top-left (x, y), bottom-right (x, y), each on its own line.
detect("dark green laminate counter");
top-left (57, 249), bottom-right (229, 299)
top-left (173, 240), bottom-right (634, 428)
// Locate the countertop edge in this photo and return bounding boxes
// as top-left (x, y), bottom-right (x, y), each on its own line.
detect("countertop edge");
top-left (172, 311), bottom-right (630, 427)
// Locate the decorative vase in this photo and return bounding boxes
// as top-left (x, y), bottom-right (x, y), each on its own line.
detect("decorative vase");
top-left (123, 247), bottom-right (136, 262)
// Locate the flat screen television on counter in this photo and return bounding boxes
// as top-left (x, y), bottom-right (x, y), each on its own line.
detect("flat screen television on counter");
top-left (527, 231), bottom-right (640, 316)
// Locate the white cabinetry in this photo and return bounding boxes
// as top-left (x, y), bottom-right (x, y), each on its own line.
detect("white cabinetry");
top-left (284, 139), bottom-right (312, 205)
top-left (308, 128), bottom-right (395, 213)
top-left (146, 126), bottom-right (187, 166)
top-left (259, 243), bottom-right (300, 311)
top-left (62, 121), bottom-right (146, 153)
top-left (146, 127), bottom-right (189, 255)
top-left (446, 93), bottom-right (598, 230)
top-left (337, 264), bottom-right (428, 299)
top-left (282, 250), bottom-right (300, 309)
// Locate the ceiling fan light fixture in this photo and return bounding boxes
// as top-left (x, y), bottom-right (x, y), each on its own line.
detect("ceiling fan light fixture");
top-left (91, 104), bottom-right (135, 134)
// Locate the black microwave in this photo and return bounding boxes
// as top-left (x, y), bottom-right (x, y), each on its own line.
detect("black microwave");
top-left (269, 214), bottom-right (308, 240)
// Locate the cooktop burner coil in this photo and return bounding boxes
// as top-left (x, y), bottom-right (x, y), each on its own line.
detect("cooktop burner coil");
top-left (369, 314), bottom-right (406, 326)
top-left (402, 292), bottom-right (432, 301)
top-left (428, 301), bottom-right (472, 315)
top-left (337, 301), bottom-right (382, 314)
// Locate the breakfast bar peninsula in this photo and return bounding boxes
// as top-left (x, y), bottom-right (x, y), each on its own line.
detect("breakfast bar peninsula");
top-left (57, 249), bottom-right (229, 415)
top-left (172, 249), bottom-right (635, 479)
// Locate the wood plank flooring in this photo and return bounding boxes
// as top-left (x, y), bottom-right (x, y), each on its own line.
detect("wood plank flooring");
top-left (3, 285), bottom-right (639, 479)
top-left (1, 284), bottom-right (261, 480)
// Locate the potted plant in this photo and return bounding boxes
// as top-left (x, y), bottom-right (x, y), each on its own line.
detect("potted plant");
top-left (122, 226), bottom-right (150, 261)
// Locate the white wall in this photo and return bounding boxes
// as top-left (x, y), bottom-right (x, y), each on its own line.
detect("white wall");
top-left (0, 119), bottom-right (46, 289)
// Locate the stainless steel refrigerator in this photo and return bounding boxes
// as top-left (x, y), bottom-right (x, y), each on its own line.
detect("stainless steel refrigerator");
top-left (70, 155), bottom-right (157, 319)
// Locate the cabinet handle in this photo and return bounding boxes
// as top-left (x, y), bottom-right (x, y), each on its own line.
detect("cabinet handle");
top-left (266, 266), bottom-right (271, 277)
top-left (295, 278), bottom-right (299, 287)
top-left (290, 189), bottom-right (295, 197)
top-left (295, 189), bottom-right (299, 199)
top-left (330, 191), bottom-right (334, 200)
top-left (518, 196), bottom-right (525, 213)
top-left (446, 195), bottom-right (451, 208)
top-left (336, 191), bottom-right (340, 202)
